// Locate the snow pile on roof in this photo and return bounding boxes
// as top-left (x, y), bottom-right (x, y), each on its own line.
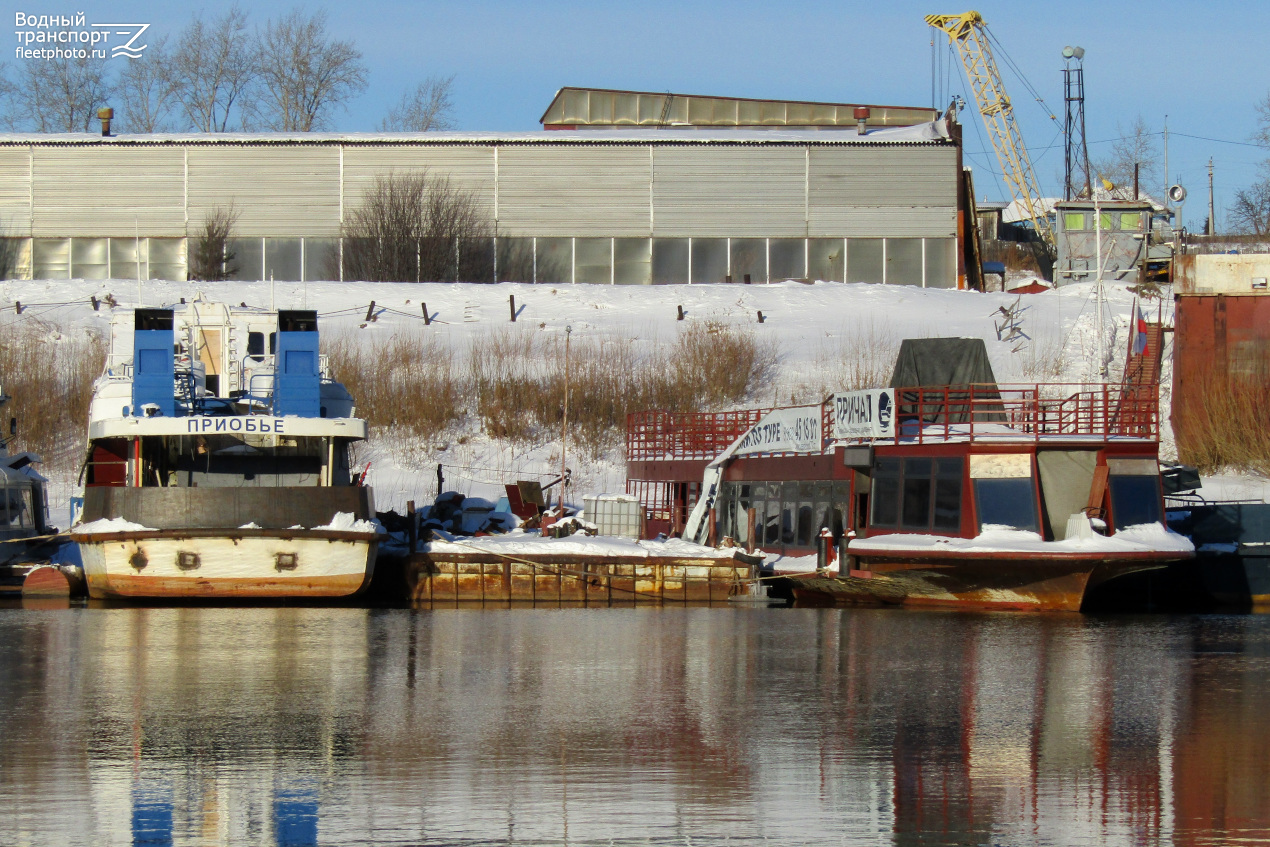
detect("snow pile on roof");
top-left (1001, 197), bottom-right (1059, 224)
top-left (71, 517), bottom-right (156, 534)
top-left (0, 121), bottom-right (951, 147)
top-left (851, 522), bottom-right (1193, 555)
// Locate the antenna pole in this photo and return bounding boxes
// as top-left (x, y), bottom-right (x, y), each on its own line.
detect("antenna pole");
top-left (1207, 159), bottom-right (1216, 235)
top-left (1095, 191), bottom-right (1105, 379)
top-left (560, 325), bottom-right (571, 512)
top-left (135, 218), bottom-right (142, 306)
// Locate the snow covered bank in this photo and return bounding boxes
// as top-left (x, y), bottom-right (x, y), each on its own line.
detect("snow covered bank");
top-left (3, 275), bottom-right (1263, 528)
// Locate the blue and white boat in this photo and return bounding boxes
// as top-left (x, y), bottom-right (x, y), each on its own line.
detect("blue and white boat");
top-left (72, 299), bottom-right (378, 599)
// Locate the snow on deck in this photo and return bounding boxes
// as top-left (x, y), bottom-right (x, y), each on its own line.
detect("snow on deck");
top-left (424, 531), bottom-right (743, 560)
top-left (850, 523), bottom-right (1194, 556)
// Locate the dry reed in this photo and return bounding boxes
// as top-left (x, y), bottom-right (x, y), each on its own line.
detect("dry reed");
top-left (468, 320), bottom-right (778, 457)
top-left (0, 319), bottom-right (105, 473)
top-left (814, 318), bottom-right (902, 396)
top-left (324, 331), bottom-right (462, 444)
top-left (1176, 372), bottom-right (1270, 476)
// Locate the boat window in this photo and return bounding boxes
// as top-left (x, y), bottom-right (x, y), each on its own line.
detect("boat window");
top-left (1109, 474), bottom-right (1162, 530)
top-left (1, 486), bottom-right (33, 530)
top-left (933, 459), bottom-right (962, 531)
top-left (974, 478), bottom-right (1039, 533)
top-left (871, 456), bottom-right (963, 533)
top-left (901, 459), bottom-right (932, 528)
top-left (871, 459), bottom-right (901, 527)
top-left (796, 505), bottom-right (813, 546)
top-left (247, 332), bottom-right (265, 361)
top-left (764, 504), bottom-right (782, 545)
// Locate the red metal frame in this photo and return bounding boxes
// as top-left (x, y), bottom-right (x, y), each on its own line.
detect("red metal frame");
top-left (626, 383), bottom-right (1158, 464)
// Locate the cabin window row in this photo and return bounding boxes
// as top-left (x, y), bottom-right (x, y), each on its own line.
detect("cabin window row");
top-left (715, 480), bottom-right (850, 551)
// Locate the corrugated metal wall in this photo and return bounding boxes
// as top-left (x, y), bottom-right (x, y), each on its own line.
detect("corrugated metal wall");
top-left (342, 145), bottom-right (495, 222)
top-left (499, 146), bottom-right (649, 236)
top-left (808, 147), bottom-right (956, 238)
top-left (652, 147), bottom-right (806, 237)
top-left (187, 146), bottom-right (340, 237)
top-left (32, 147), bottom-right (185, 237)
top-left (0, 138), bottom-right (957, 240)
top-left (0, 148), bottom-right (31, 234)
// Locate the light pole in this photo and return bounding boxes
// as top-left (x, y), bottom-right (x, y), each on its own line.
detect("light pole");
top-left (560, 325), bottom-right (571, 511)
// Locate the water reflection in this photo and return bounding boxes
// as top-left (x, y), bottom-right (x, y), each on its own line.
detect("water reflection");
top-left (0, 606), bottom-right (1267, 846)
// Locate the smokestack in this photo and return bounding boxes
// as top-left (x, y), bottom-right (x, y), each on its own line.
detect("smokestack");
top-left (854, 106), bottom-right (870, 136)
top-left (97, 107), bottom-right (113, 137)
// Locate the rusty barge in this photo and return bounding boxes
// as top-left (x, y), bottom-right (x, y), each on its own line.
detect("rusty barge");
top-left (404, 535), bottom-right (757, 607)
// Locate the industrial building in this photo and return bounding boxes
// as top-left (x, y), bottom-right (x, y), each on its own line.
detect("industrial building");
top-left (0, 90), bottom-right (972, 287)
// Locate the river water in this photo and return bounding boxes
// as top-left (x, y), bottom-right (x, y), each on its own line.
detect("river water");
top-left (0, 603), bottom-right (1267, 846)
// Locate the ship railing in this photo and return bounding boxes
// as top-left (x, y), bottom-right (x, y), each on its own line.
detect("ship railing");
top-left (625, 383), bottom-right (1159, 462)
top-left (889, 383), bottom-right (1158, 444)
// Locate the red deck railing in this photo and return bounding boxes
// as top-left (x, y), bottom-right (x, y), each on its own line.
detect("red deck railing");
top-left (626, 383), bottom-right (1159, 462)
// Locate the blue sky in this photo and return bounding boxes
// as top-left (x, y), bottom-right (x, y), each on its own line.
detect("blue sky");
top-left (20, 1), bottom-right (1270, 228)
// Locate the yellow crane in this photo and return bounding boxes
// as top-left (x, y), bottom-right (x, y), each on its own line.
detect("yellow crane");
top-left (927, 11), bottom-right (1055, 254)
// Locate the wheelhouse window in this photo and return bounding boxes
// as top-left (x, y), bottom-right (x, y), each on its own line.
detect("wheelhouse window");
top-left (970, 453), bottom-right (1038, 533)
top-left (1107, 458), bottom-right (1162, 530)
top-left (870, 456), bottom-right (963, 533)
top-left (716, 479), bottom-right (848, 551)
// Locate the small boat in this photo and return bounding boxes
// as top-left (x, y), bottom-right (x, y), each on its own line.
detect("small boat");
top-left (72, 300), bottom-right (379, 599)
top-left (627, 338), bottom-right (1193, 612)
top-left (0, 386), bottom-right (58, 593)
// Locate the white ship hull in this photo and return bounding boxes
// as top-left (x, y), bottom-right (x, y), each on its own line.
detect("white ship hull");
top-left (77, 527), bottom-right (377, 599)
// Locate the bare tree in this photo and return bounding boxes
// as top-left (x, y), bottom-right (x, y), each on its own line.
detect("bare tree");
top-left (12, 54), bottom-right (110, 132)
top-left (115, 36), bottom-right (178, 133)
top-left (1228, 169), bottom-right (1270, 236)
top-left (380, 76), bottom-right (456, 132)
top-left (1092, 115), bottom-right (1161, 200)
top-left (188, 204), bottom-right (240, 281)
top-left (252, 9), bottom-right (367, 131)
top-left (341, 171), bottom-right (491, 282)
top-left (172, 6), bottom-right (258, 132)
top-left (1254, 92), bottom-right (1270, 148)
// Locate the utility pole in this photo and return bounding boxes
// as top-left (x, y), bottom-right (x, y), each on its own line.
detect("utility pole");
top-left (1207, 159), bottom-right (1216, 235)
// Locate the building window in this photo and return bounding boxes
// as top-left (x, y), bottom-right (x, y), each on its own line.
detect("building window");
top-left (651, 238), bottom-right (688, 284)
top-left (769, 238), bottom-right (805, 282)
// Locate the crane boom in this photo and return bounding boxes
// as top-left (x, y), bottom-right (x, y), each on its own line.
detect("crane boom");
top-left (926, 11), bottom-right (1055, 253)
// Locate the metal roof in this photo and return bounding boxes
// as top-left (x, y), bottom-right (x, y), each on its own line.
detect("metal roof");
top-left (0, 123), bottom-right (952, 148)
top-left (540, 87), bottom-right (939, 129)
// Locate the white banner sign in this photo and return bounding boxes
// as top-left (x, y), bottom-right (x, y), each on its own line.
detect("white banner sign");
top-left (831, 389), bottom-right (895, 439)
top-left (734, 406), bottom-right (822, 456)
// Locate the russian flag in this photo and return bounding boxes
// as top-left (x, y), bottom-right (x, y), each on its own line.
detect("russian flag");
top-left (1133, 302), bottom-right (1149, 356)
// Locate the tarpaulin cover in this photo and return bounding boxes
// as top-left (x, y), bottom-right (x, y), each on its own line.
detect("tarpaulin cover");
top-left (888, 337), bottom-right (1005, 424)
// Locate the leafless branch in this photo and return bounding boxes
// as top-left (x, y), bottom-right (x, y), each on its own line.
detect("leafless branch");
top-left (380, 75), bottom-right (456, 132)
top-left (115, 35), bottom-right (178, 133)
top-left (253, 9), bottom-right (367, 131)
top-left (188, 204), bottom-right (241, 281)
top-left (172, 6), bottom-right (258, 132)
top-left (12, 54), bottom-right (110, 132)
top-left (341, 171), bottom-right (492, 281)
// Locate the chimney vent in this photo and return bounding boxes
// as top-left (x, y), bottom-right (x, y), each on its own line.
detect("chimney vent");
top-left (97, 107), bottom-right (113, 137)
top-left (854, 106), bottom-right (870, 136)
